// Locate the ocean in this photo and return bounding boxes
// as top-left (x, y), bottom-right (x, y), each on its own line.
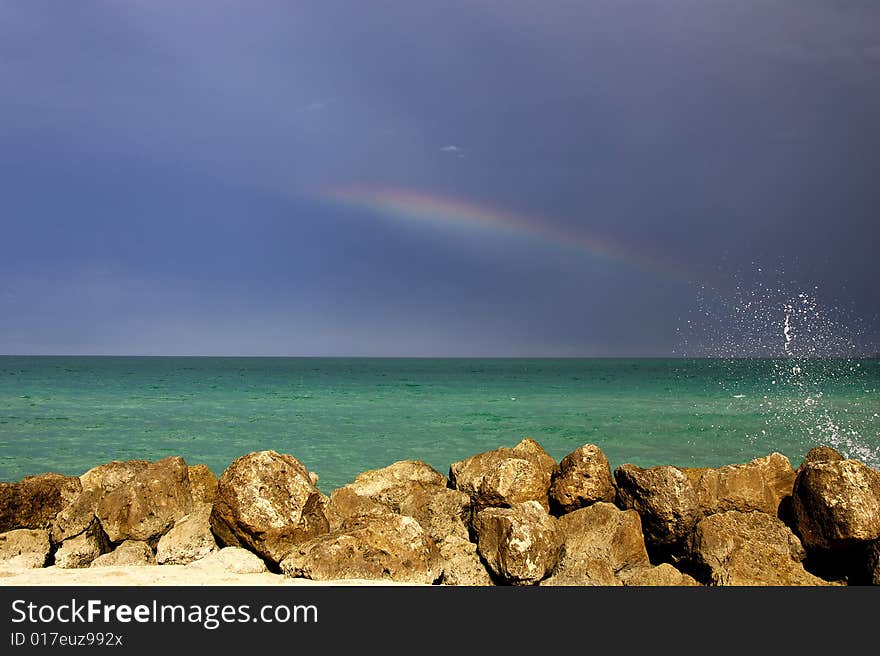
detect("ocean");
top-left (1, 356), bottom-right (878, 492)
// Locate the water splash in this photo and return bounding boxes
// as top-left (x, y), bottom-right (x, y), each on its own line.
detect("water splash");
top-left (677, 269), bottom-right (880, 467)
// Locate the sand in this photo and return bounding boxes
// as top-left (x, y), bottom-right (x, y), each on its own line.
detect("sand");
top-left (0, 565), bottom-right (408, 586)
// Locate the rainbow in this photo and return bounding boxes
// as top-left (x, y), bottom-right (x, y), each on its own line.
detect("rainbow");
top-left (320, 185), bottom-right (692, 282)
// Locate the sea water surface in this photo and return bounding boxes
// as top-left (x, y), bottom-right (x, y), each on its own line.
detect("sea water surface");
top-left (1, 357), bottom-right (878, 492)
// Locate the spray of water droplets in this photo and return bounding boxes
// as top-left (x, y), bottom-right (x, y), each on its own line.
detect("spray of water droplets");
top-left (676, 270), bottom-right (880, 467)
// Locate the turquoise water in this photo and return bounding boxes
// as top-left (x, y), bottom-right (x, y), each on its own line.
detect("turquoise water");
top-left (1, 357), bottom-right (878, 492)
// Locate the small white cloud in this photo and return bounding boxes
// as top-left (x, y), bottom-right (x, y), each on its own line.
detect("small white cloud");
top-left (440, 145), bottom-right (466, 158)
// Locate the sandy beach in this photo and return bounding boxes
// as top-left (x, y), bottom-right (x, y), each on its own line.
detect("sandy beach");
top-left (0, 564), bottom-right (404, 587)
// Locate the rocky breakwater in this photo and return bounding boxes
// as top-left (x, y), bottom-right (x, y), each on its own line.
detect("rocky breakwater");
top-left (1, 441), bottom-right (878, 586)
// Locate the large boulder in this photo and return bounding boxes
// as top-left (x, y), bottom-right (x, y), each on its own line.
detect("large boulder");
top-left (90, 540), bottom-right (156, 567)
top-left (614, 464), bottom-right (700, 557)
top-left (556, 502), bottom-right (650, 574)
top-left (685, 453), bottom-right (796, 516)
top-left (52, 460), bottom-right (153, 544)
top-left (474, 500), bottom-right (561, 585)
top-left (542, 502), bottom-right (648, 586)
top-left (96, 456), bottom-right (193, 543)
top-left (188, 547), bottom-right (268, 574)
top-left (619, 563), bottom-right (700, 587)
top-left (157, 503), bottom-right (218, 565)
top-left (340, 460), bottom-right (446, 510)
top-left (280, 514), bottom-right (440, 584)
top-left (188, 465), bottom-right (218, 504)
top-left (0, 473), bottom-right (81, 532)
top-left (549, 444), bottom-right (615, 514)
top-left (210, 451), bottom-right (329, 565)
top-left (0, 529), bottom-right (51, 568)
top-left (450, 438), bottom-right (556, 512)
top-left (792, 458), bottom-right (880, 552)
top-left (688, 510), bottom-right (828, 586)
top-left (54, 518), bottom-right (110, 569)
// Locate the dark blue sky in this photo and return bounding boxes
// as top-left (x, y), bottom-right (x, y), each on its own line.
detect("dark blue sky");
top-left (2, 1), bottom-right (879, 356)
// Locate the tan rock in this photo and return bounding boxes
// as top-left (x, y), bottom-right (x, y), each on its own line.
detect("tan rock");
top-left (398, 483), bottom-right (472, 542)
top-left (96, 456), bottom-right (193, 542)
top-left (541, 502), bottom-right (649, 586)
top-left (550, 444), bottom-right (615, 514)
top-left (619, 563), bottom-right (700, 586)
top-left (797, 446), bottom-right (844, 472)
top-left (0, 473), bottom-right (81, 532)
top-left (435, 535), bottom-right (494, 586)
top-left (157, 503), bottom-right (218, 565)
top-left (614, 463), bottom-right (700, 555)
top-left (450, 438), bottom-right (555, 511)
top-left (325, 487), bottom-right (393, 530)
top-left (52, 460), bottom-right (153, 544)
top-left (280, 514), bottom-right (440, 584)
top-left (512, 437), bottom-right (558, 479)
top-left (188, 464), bottom-right (218, 504)
top-left (474, 501), bottom-right (561, 585)
top-left (342, 460), bottom-right (446, 509)
top-left (792, 458), bottom-right (880, 551)
top-left (556, 502), bottom-right (650, 573)
top-left (864, 540), bottom-right (880, 585)
top-left (188, 546), bottom-right (268, 574)
top-left (80, 460), bottom-right (150, 494)
top-left (0, 529), bottom-right (50, 568)
top-left (210, 451), bottom-right (328, 565)
top-left (689, 510), bottom-right (829, 586)
top-left (90, 540), bottom-right (156, 567)
top-left (54, 518), bottom-right (110, 569)
top-left (540, 554), bottom-right (620, 586)
top-left (686, 453), bottom-right (796, 516)
top-left (50, 489), bottom-right (101, 544)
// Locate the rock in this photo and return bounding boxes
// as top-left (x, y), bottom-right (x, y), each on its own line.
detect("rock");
top-left (541, 502), bottom-right (648, 586)
top-left (792, 458), bottom-right (880, 551)
top-left (80, 460), bottom-right (151, 494)
top-left (864, 541), bottom-right (880, 585)
top-left (0, 529), bottom-right (51, 568)
top-left (549, 444), bottom-right (615, 514)
top-left (556, 502), bottom-right (650, 574)
top-left (325, 487), bottom-right (393, 530)
top-left (450, 438), bottom-right (555, 511)
top-left (90, 541), bottom-right (156, 567)
top-left (280, 514), bottom-right (440, 584)
top-left (96, 456), bottom-right (193, 542)
top-left (398, 483), bottom-right (472, 542)
top-left (52, 460), bottom-right (153, 544)
top-left (341, 460), bottom-right (447, 510)
top-left (685, 453), bottom-right (796, 516)
top-left (188, 465), bottom-right (218, 504)
top-left (619, 563), bottom-right (700, 586)
top-left (210, 451), bottom-right (329, 564)
top-left (157, 503), bottom-right (218, 565)
top-left (435, 535), bottom-right (494, 586)
top-left (798, 446), bottom-right (844, 472)
top-left (188, 547), bottom-right (268, 574)
top-left (54, 518), bottom-right (110, 569)
top-left (688, 510), bottom-right (828, 586)
top-left (474, 500), bottom-right (561, 585)
top-left (540, 554), bottom-right (620, 586)
top-left (0, 473), bottom-right (81, 532)
top-left (512, 437), bottom-right (558, 478)
top-left (50, 489), bottom-right (101, 544)
top-left (614, 463), bottom-right (700, 557)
